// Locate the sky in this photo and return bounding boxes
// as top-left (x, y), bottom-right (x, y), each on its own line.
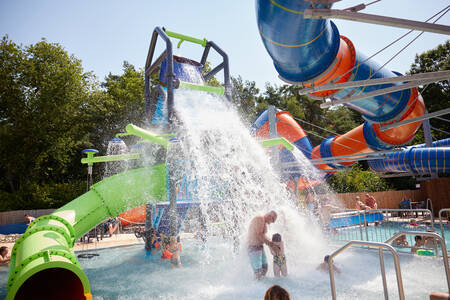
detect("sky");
top-left (0, 0), bottom-right (449, 89)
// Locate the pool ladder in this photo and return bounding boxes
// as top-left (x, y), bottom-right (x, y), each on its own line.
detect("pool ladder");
top-left (328, 231), bottom-right (450, 300)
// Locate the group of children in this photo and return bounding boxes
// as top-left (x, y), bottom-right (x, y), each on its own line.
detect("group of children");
top-left (147, 228), bottom-right (182, 268)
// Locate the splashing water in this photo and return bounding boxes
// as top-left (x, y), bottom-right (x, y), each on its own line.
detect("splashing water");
top-left (103, 138), bottom-right (129, 178)
top-left (173, 90), bottom-right (328, 262)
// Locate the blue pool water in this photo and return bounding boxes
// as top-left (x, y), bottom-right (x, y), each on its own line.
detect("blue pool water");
top-left (332, 221), bottom-right (450, 248)
top-left (1, 236), bottom-right (447, 299)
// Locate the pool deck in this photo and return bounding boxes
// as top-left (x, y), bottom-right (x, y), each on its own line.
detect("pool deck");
top-left (0, 233), bottom-right (145, 254)
top-left (73, 233), bottom-right (144, 251)
top-left (1, 232), bottom-right (197, 254)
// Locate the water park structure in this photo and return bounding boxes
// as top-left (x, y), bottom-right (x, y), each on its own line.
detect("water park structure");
top-left (4, 1), bottom-right (450, 299)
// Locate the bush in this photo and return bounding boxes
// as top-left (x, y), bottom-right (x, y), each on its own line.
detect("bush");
top-left (0, 181), bottom-right (85, 212)
top-left (327, 164), bottom-right (391, 193)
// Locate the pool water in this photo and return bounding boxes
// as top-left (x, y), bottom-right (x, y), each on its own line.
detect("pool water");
top-left (332, 221), bottom-right (450, 252)
top-left (2, 235), bottom-right (446, 300)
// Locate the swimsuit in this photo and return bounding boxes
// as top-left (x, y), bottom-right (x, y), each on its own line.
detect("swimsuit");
top-left (248, 245), bottom-right (267, 274)
top-left (273, 254), bottom-right (286, 268)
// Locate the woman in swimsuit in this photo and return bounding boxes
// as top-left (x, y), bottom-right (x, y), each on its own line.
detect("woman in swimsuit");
top-left (269, 233), bottom-right (287, 277)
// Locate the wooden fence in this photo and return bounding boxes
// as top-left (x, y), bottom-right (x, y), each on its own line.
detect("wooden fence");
top-left (420, 177), bottom-right (450, 216)
top-left (333, 177), bottom-right (450, 215)
top-left (0, 179), bottom-right (448, 225)
top-left (0, 209), bottom-right (54, 226)
top-left (334, 190), bottom-right (422, 210)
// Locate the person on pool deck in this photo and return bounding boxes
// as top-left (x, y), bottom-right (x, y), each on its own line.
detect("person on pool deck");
top-left (24, 214), bottom-right (35, 225)
top-left (0, 246), bottom-right (10, 265)
top-left (247, 211), bottom-right (278, 280)
top-left (364, 193), bottom-right (378, 209)
top-left (355, 196), bottom-right (370, 210)
top-left (316, 255), bottom-right (341, 274)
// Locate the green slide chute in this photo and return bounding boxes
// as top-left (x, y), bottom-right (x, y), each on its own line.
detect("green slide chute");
top-left (7, 164), bottom-right (166, 300)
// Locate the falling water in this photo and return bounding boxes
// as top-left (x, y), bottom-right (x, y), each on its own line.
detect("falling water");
top-left (103, 137), bottom-right (129, 178)
top-left (173, 89), bottom-right (328, 261)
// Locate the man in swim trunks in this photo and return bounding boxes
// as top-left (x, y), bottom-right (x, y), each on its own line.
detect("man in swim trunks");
top-left (247, 211), bottom-right (278, 279)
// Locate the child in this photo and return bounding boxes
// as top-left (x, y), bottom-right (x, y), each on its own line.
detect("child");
top-left (411, 235), bottom-right (424, 253)
top-left (149, 229), bottom-right (161, 255)
top-left (392, 235), bottom-right (409, 247)
top-left (161, 236), bottom-right (181, 268)
top-left (317, 255), bottom-right (341, 274)
top-left (269, 233), bottom-right (287, 277)
top-left (0, 246), bottom-right (10, 265)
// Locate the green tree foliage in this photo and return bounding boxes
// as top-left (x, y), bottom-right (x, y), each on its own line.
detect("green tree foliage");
top-left (0, 37), bottom-right (97, 190)
top-left (327, 164), bottom-right (391, 193)
top-left (99, 61), bottom-right (146, 142)
top-left (0, 36), bottom-right (146, 211)
top-left (231, 76), bottom-right (260, 123)
top-left (409, 41), bottom-right (449, 144)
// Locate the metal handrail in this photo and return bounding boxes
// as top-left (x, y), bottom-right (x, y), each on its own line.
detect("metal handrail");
top-left (330, 208), bottom-right (434, 226)
top-left (385, 231), bottom-right (450, 293)
top-left (439, 208), bottom-right (450, 252)
top-left (427, 198), bottom-right (434, 217)
top-left (328, 240), bottom-right (404, 300)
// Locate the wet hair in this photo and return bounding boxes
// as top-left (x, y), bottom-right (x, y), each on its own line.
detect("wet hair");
top-left (269, 210), bottom-right (277, 220)
top-left (264, 284), bottom-right (290, 300)
top-left (0, 246), bottom-right (7, 255)
top-left (272, 233), bottom-right (282, 242)
top-left (414, 235), bottom-right (422, 242)
top-left (324, 255), bottom-right (330, 263)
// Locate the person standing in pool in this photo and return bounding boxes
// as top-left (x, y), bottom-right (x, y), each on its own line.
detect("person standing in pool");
top-left (247, 211), bottom-right (278, 279)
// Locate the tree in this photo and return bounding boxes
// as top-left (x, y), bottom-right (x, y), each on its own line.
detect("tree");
top-left (409, 41), bottom-right (449, 144)
top-left (327, 164), bottom-right (391, 193)
top-left (0, 37), bottom-right (98, 191)
top-left (99, 61), bottom-right (146, 143)
top-left (231, 76), bottom-right (260, 123)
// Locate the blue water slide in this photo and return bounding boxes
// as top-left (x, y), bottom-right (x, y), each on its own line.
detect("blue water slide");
top-left (368, 145), bottom-right (450, 174)
top-left (256, 0), bottom-right (413, 123)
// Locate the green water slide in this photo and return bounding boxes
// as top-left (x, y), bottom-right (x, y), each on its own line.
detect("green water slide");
top-left (6, 164), bottom-right (166, 300)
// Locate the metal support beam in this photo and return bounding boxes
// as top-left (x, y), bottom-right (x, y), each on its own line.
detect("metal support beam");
top-left (268, 106), bottom-right (280, 170)
top-left (321, 80), bottom-right (437, 108)
top-left (380, 108), bottom-right (450, 131)
top-left (304, 8), bottom-right (450, 35)
top-left (298, 70), bottom-right (450, 95)
top-left (423, 110), bottom-right (433, 147)
top-left (378, 173), bottom-right (415, 178)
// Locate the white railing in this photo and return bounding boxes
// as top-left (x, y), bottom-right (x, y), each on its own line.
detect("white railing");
top-left (328, 240), bottom-right (404, 300)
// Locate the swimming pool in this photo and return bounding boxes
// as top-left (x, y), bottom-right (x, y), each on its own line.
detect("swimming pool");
top-left (330, 221), bottom-right (450, 252)
top-left (1, 236), bottom-right (446, 299)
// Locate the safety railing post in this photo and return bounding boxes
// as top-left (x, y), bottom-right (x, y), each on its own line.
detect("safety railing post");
top-left (439, 209), bottom-right (450, 255)
top-left (379, 248), bottom-right (389, 300)
top-left (386, 231), bottom-right (450, 293)
top-left (328, 240), bottom-right (404, 300)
